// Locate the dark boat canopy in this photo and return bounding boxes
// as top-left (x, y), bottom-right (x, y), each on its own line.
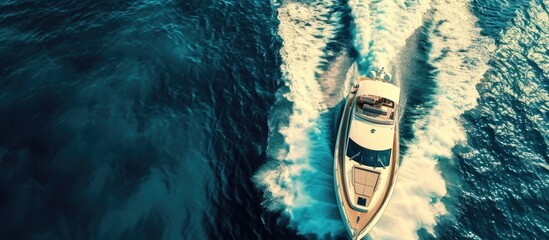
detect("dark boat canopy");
top-left (346, 138), bottom-right (391, 168)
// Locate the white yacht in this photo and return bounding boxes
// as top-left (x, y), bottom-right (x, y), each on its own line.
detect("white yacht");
top-left (333, 69), bottom-right (400, 239)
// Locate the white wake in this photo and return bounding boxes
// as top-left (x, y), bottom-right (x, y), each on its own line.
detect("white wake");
top-left (349, 0), bottom-right (432, 74)
top-left (256, 0), bottom-right (496, 239)
top-left (369, 0), bottom-right (495, 239)
top-left (254, 0), bottom-right (350, 237)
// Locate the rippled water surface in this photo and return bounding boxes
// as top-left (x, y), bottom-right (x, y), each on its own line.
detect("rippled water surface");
top-left (0, 0), bottom-right (547, 239)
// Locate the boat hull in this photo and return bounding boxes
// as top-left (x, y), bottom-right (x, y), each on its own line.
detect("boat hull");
top-left (333, 88), bottom-right (400, 239)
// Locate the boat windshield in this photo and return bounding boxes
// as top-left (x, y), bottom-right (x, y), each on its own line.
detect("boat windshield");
top-left (346, 138), bottom-right (391, 168)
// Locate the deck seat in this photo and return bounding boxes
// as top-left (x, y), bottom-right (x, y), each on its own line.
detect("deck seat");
top-left (361, 95), bottom-right (376, 105)
top-left (353, 167), bottom-right (380, 198)
top-left (363, 105), bottom-right (384, 115)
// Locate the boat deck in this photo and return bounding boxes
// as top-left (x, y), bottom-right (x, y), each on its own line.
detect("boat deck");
top-left (334, 89), bottom-right (399, 239)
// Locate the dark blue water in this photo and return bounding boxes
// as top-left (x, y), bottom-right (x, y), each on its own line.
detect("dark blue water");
top-left (0, 0), bottom-right (547, 239)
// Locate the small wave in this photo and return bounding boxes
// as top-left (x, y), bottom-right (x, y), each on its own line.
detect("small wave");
top-left (369, 0), bottom-right (495, 239)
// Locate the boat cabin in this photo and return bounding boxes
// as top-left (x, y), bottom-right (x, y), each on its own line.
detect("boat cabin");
top-left (353, 79), bottom-right (400, 125)
top-left (355, 94), bottom-right (395, 124)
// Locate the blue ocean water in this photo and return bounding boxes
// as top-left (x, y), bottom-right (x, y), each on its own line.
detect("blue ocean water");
top-left (0, 0), bottom-right (547, 240)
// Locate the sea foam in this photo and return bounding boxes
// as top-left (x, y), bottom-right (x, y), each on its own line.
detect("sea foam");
top-left (256, 0), bottom-right (496, 239)
top-left (254, 0), bottom-right (350, 237)
top-left (349, 0), bottom-right (431, 74)
top-left (368, 0), bottom-right (495, 239)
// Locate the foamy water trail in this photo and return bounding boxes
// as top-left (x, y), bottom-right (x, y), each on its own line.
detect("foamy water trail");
top-left (254, 1), bottom-right (350, 237)
top-left (257, 0), bottom-right (496, 238)
top-left (349, 0), bottom-right (431, 73)
top-left (370, 0), bottom-right (496, 239)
